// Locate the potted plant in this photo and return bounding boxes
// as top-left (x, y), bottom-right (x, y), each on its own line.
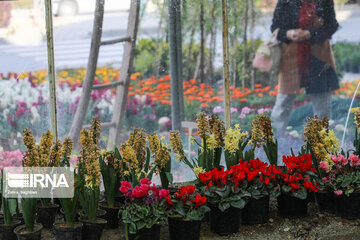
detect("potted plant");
top-left (78, 118), bottom-right (107, 240)
top-left (0, 170), bottom-right (22, 240)
top-left (119, 178), bottom-right (169, 240)
top-left (166, 185), bottom-right (209, 240)
top-left (323, 154), bottom-right (360, 219)
top-left (304, 116), bottom-right (341, 209)
top-left (224, 124), bottom-right (254, 169)
top-left (275, 154), bottom-right (318, 218)
top-left (14, 129), bottom-right (43, 240)
top-left (99, 150), bottom-right (124, 229)
top-left (241, 159), bottom-right (281, 224)
top-left (54, 137), bottom-right (83, 240)
top-left (198, 166), bottom-right (250, 235)
top-left (250, 114), bottom-right (278, 166)
top-left (35, 131), bottom-right (61, 229)
top-left (147, 132), bottom-right (172, 189)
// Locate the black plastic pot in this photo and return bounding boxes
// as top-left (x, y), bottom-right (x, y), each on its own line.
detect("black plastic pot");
top-left (80, 218), bottom-right (107, 240)
top-left (277, 194), bottom-right (307, 218)
top-left (127, 224), bottom-right (161, 240)
top-left (114, 194), bottom-right (126, 204)
top-left (334, 192), bottom-right (360, 219)
top-left (13, 214), bottom-right (24, 225)
top-left (99, 202), bottom-right (122, 229)
top-left (315, 191), bottom-right (335, 213)
top-left (209, 205), bottom-right (241, 235)
top-left (13, 223), bottom-right (43, 240)
top-left (0, 218), bottom-right (22, 240)
top-left (36, 203), bottom-right (59, 229)
top-left (79, 209), bottom-right (106, 220)
top-left (242, 195), bottom-right (269, 224)
top-left (54, 222), bottom-right (83, 240)
top-left (168, 217), bottom-right (201, 240)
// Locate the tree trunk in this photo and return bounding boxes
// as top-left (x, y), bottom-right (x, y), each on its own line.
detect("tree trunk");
top-left (208, 0), bottom-right (217, 83)
top-left (232, 0), bottom-right (238, 87)
top-left (186, 15), bottom-right (197, 81)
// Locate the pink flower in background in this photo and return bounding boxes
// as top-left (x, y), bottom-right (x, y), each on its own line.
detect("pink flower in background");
top-left (241, 107), bottom-right (251, 114)
top-left (213, 106), bottom-right (224, 114)
top-left (331, 155), bottom-right (340, 165)
top-left (320, 161), bottom-right (329, 172)
top-left (349, 154), bottom-right (360, 167)
top-left (340, 155), bottom-right (348, 166)
top-left (230, 107), bottom-right (238, 114)
top-left (0, 150), bottom-right (23, 170)
top-left (334, 190), bottom-right (343, 196)
top-left (257, 108), bottom-right (271, 114)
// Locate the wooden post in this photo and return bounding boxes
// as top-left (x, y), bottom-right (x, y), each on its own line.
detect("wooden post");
top-left (241, 0), bottom-right (249, 89)
top-left (44, 0), bottom-right (58, 140)
top-left (68, 0), bottom-right (105, 143)
top-left (222, 0), bottom-right (231, 129)
top-left (200, 0), bottom-right (205, 83)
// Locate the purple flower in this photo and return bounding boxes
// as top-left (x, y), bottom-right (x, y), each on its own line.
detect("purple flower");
top-left (230, 107), bottom-right (238, 113)
top-left (241, 107), bottom-right (251, 115)
top-left (213, 106), bottom-right (224, 114)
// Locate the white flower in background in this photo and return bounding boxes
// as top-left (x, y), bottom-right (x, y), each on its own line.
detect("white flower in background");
top-left (30, 106), bottom-right (40, 124)
top-left (286, 126), bottom-right (293, 130)
top-left (335, 124), bottom-right (345, 132)
top-left (3, 108), bottom-right (9, 119)
top-left (289, 130), bottom-right (300, 138)
top-left (16, 132), bottom-right (22, 138)
top-left (329, 120), bottom-right (335, 127)
top-left (158, 116), bottom-right (170, 127)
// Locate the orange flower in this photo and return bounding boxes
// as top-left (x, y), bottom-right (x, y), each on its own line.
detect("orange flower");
top-left (239, 98), bottom-right (247, 102)
top-left (255, 84), bottom-right (262, 88)
top-left (258, 93), bottom-right (263, 98)
top-left (201, 103), bottom-right (209, 108)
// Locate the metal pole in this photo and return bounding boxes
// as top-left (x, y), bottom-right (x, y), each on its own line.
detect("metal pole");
top-left (175, 0), bottom-right (184, 122)
top-left (45, 0), bottom-right (58, 140)
top-left (222, 0), bottom-right (231, 129)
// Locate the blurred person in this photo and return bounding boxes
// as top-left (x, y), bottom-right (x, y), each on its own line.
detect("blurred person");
top-left (270, 0), bottom-right (339, 136)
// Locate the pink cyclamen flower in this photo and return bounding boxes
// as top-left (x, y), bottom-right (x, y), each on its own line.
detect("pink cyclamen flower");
top-left (334, 190), bottom-right (343, 196)
top-left (140, 178), bottom-right (151, 185)
top-left (337, 154), bottom-right (348, 166)
top-left (319, 161), bottom-right (329, 173)
top-left (349, 154), bottom-right (360, 167)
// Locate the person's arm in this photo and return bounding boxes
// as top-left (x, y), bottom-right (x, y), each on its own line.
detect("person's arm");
top-left (309, 0), bottom-right (339, 44)
top-left (271, 0), bottom-right (291, 43)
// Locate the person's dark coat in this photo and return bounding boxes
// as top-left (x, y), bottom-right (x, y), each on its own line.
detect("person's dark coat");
top-left (271, 0), bottom-right (339, 94)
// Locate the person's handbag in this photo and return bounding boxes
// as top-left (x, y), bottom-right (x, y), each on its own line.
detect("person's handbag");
top-left (252, 28), bottom-right (282, 75)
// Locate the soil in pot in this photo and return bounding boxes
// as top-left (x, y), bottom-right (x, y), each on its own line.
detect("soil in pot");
top-left (79, 209), bottom-right (106, 220)
top-left (36, 203), bottom-right (59, 229)
top-left (242, 195), bottom-right (269, 224)
top-left (99, 202), bottom-right (123, 229)
top-left (209, 205), bottom-right (241, 235)
top-left (0, 218), bottom-right (22, 240)
top-left (334, 192), bottom-right (360, 219)
top-left (168, 217), bottom-right (201, 240)
top-left (80, 218), bottom-right (107, 240)
top-left (315, 191), bottom-right (335, 213)
top-left (127, 224), bottom-right (161, 240)
top-left (13, 223), bottom-right (43, 240)
top-left (53, 222), bottom-right (83, 240)
top-left (277, 194), bottom-right (307, 218)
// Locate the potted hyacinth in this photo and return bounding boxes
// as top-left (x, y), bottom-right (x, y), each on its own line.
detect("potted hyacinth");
top-left (241, 159), bottom-right (281, 225)
top-left (166, 185), bottom-right (209, 240)
top-left (224, 124), bottom-right (254, 169)
top-left (99, 150), bottom-right (123, 229)
top-left (54, 137), bottom-right (83, 240)
top-left (250, 114), bottom-right (278, 166)
top-left (198, 166), bottom-right (250, 235)
top-left (322, 154), bottom-right (360, 219)
top-left (0, 170), bottom-right (21, 240)
top-left (78, 118), bottom-right (107, 240)
top-left (303, 116), bottom-right (339, 212)
top-left (14, 129), bottom-right (43, 240)
top-left (275, 154), bottom-right (319, 218)
top-left (119, 178), bottom-right (169, 240)
top-left (35, 131), bottom-right (61, 229)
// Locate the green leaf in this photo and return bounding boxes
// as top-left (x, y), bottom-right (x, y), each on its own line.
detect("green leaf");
top-left (230, 199), bottom-right (246, 209)
top-left (292, 187), bottom-right (307, 200)
top-left (165, 172), bottom-right (173, 184)
top-left (218, 202), bottom-right (230, 212)
top-left (281, 185), bottom-right (292, 193)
